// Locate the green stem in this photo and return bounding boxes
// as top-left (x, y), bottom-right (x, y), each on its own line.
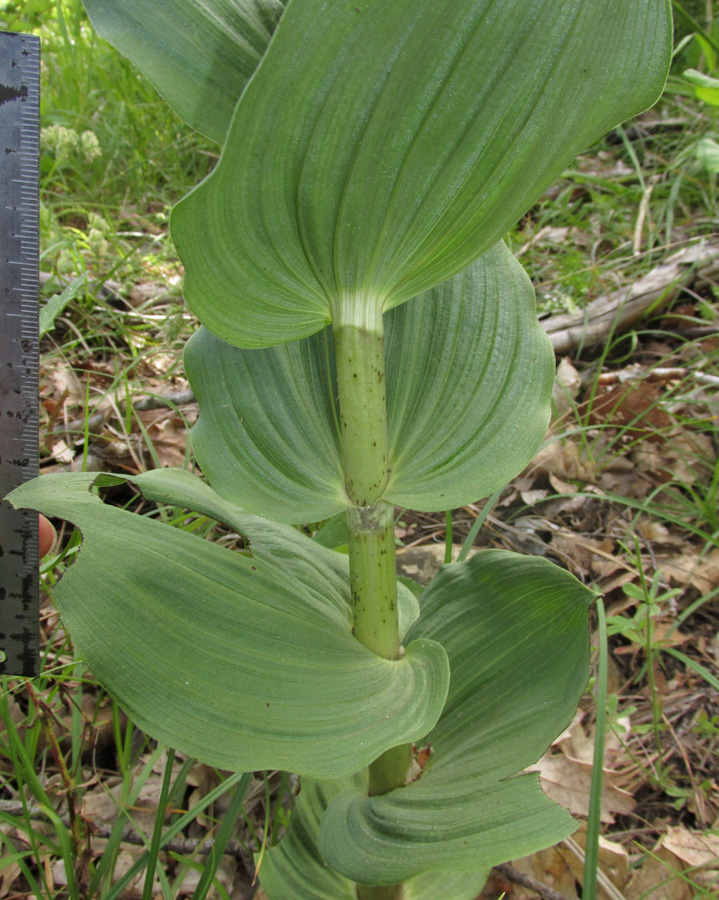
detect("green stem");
top-left (346, 502), bottom-right (400, 660)
top-left (367, 742), bottom-right (412, 796)
top-left (334, 308), bottom-right (411, 805)
top-left (334, 311), bottom-right (390, 508)
top-left (334, 308), bottom-right (398, 659)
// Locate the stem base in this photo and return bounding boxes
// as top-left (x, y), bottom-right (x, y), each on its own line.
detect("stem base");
top-left (356, 883), bottom-right (404, 900)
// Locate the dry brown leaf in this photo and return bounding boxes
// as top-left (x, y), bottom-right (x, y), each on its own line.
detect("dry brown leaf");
top-left (187, 762), bottom-right (221, 829)
top-left (76, 693), bottom-right (117, 757)
top-left (176, 853), bottom-right (242, 899)
top-left (128, 281), bottom-right (167, 307)
top-left (395, 544), bottom-right (474, 586)
top-left (108, 847), bottom-right (159, 895)
top-left (511, 475), bottom-right (537, 493)
top-left (82, 779), bottom-right (130, 831)
top-left (626, 844), bottom-right (695, 900)
top-left (520, 488), bottom-right (550, 506)
top-left (587, 381), bottom-right (674, 443)
top-left (83, 751), bottom-right (183, 836)
top-left (599, 570), bottom-right (637, 596)
top-left (632, 432), bottom-right (714, 486)
top-left (0, 855), bottom-right (21, 898)
top-left (544, 492), bottom-right (591, 518)
top-left (556, 714), bottom-right (598, 766)
top-left (528, 439), bottom-right (596, 484)
top-left (663, 826), bottom-right (719, 876)
top-left (631, 442), bottom-right (669, 476)
top-left (42, 360), bottom-right (84, 406)
top-left (49, 437), bottom-right (76, 465)
top-left (636, 517), bottom-right (684, 547)
top-left (671, 431), bottom-right (715, 478)
top-left (553, 357), bottom-right (582, 418)
top-left (659, 548), bottom-right (719, 595)
top-left (556, 712), bottom-right (631, 772)
top-left (142, 351), bottom-right (178, 376)
top-left (550, 531), bottom-right (621, 579)
top-left (135, 407), bottom-right (197, 469)
top-left (548, 472), bottom-right (580, 495)
top-left (509, 846), bottom-right (580, 899)
top-left (517, 224), bottom-right (572, 257)
top-left (532, 753), bottom-right (636, 823)
top-left (596, 467), bottom-right (649, 499)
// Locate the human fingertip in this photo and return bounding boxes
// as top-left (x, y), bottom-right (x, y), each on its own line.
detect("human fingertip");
top-left (38, 514), bottom-right (57, 558)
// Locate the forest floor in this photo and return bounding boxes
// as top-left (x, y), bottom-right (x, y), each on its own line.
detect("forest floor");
top-left (1, 2), bottom-right (718, 900)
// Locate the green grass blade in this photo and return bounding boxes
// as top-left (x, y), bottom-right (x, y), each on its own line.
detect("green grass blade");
top-left (40, 803), bottom-right (81, 900)
top-left (190, 772), bottom-right (251, 900)
top-left (583, 596), bottom-right (607, 900)
top-left (672, 1), bottom-right (719, 61)
top-left (142, 748), bottom-right (176, 900)
top-left (88, 740), bottom-right (168, 898)
top-left (457, 485), bottom-right (504, 563)
top-left (0, 827), bottom-right (44, 899)
top-left (1, 702), bottom-right (78, 900)
top-left (665, 647), bottom-right (719, 692)
top-left (103, 770), bottom-right (249, 900)
top-left (444, 511), bottom-right (453, 564)
top-left (253, 772), bottom-right (273, 885)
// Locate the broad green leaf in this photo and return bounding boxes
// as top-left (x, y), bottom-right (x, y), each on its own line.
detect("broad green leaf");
top-left (184, 325), bottom-right (347, 524)
top-left (40, 274), bottom-right (88, 337)
top-left (684, 68), bottom-right (719, 106)
top-left (119, 467), bottom-right (419, 639)
top-left (384, 242), bottom-right (553, 510)
top-left (260, 777), bottom-right (360, 900)
top-left (7, 472), bottom-right (448, 779)
top-left (319, 551), bottom-right (593, 883)
top-left (171, 0), bottom-right (671, 347)
top-left (695, 137), bottom-right (719, 173)
top-left (260, 775), bottom-right (488, 900)
top-left (186, 243), bottom-right (553, 518)
top-left (404, 870), bottom-right (490, 900)
top-left (312, 512), bottom-right (349, 551)
top-left (82, 0), bottom-right (286, 142)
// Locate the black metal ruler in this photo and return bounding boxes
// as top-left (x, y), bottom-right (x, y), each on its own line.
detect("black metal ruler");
top-left (0, 32), bottom-right (40, 677)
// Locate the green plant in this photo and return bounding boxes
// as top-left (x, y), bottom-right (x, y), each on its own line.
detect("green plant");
top-left (8, 1), bottom-right (672, 897)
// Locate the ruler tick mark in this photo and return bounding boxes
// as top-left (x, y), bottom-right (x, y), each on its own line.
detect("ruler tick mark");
top-left (0, 31), bottom-right (40, 677)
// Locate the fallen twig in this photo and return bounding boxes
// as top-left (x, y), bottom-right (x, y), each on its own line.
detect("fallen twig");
top-left (494, 862), bottom-right (575, 900)
top-left (542, 241), bottom-right (719, 355)
top-left (131, 389), bottom-right (197, 411)
top-left (595, 365), bottom-right (719, 387)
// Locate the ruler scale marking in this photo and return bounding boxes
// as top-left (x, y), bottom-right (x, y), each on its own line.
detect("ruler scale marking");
top-left (0, 31), bottom-right (40, 677)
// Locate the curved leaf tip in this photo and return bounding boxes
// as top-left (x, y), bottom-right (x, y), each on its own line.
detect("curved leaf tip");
top-left (7, 471), bottom-right (449, 779)
top-left (318, 550), bottom-right (594, 883)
